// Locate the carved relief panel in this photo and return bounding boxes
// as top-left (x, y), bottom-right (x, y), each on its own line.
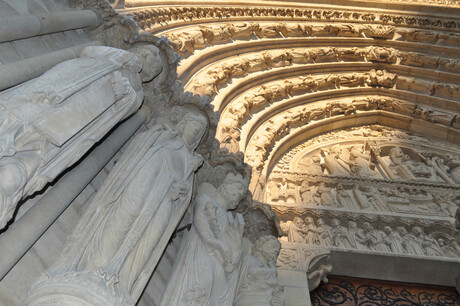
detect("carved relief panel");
top-left (273, 125), bottom-right (460, 184)
top-left (274, 209), bottom-right (459, 259)
top-left (266, 176), bottom-right (459, 218)
top-left (267, 125), bottom-right (460, 262)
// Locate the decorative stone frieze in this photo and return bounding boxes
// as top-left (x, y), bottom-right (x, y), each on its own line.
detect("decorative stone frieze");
top-left (127, 6), bottom-right (460, 34)
top-left (266, 177), bottom-right (459, 219)
top-left (274, 209), bottom-right (459, 259)
top-left (243, 103), bottom-right (459, 171)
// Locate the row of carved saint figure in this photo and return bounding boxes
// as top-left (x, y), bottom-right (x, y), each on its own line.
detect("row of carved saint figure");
top-left (281, 216), bottom-right (459, 258)
top-left (269, 180), bottom-right (458, 218)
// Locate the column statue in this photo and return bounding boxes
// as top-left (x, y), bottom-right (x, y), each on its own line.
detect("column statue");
top-left (26, 110), bottom-right (208, 305)
top-left (0, 45), bottom-right (162, 230)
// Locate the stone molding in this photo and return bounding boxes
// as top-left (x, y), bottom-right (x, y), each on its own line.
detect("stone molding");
top-left (242, 103), bottom-right (459, 171)
top-left (126, 6), bottom-right (460, 34)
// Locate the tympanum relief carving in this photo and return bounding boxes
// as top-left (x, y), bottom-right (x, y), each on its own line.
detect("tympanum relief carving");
top-left (265, 125), bottom-right (460, 263)
top-left (275, 125), bottom-right (460, 178)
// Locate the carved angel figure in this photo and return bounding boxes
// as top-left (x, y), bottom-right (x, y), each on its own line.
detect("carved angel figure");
top-left (27, 111), bottom-right (208, 305)
top-left (0, 45), bottom-right (162, 230)
top-left (160, 173), bottom-right (249, 306)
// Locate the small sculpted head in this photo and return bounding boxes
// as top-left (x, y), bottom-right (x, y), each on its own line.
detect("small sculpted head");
top-left (437, 238), bottom-right (445, 247)
top-left (383, 226), bottom-right (393, 235)
top-left (218, 172), bottom-right (249, 210)
top-left (363, 222), bottom-right (374, 232)
top-left (331, 218), bottom-right (340, 227)
top-left (397, 226), bottom-right (408, 236)
top-left (253, 235), bottom-right (281, 266)
top-left (348, 221), bottom-right (357, 230)
top-left (317, 218), bottom-right (325, 226)
top-left (176, 111), bottom-right (208, 150)
top-left (129, 45), bottom-right (163, 82)
top-left (293, 216), bottom-right (304, 227)
top-left (389, 147), bottom-right (405, 161)
top-left (304, 216), bottom-right (314, 226)
top-left (411, 226), bottom-right (424, 236)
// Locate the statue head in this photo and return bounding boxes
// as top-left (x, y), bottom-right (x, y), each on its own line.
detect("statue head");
top-left (437, 238), bottom-right (445, 247)
top-left (348, 221), bottom-right (357, 230)
top-left (397, 226), bottom-right (408, 236)
top-left (389, 146), bottom-right (409, 162)
top-left (363, 222), bottom-right (374, 232)
top-left (176, 111), bottom-right (208, 151)
top-left (218, 172), bottom-right (249, 210)
top-left (331, 218), bottom-right (340, 227)
top-left (304, 216), bottom-right (314, 225)
top-left (411, 226), bottom-right (424, 236)
top-left (383, 226), bottom-right (393, 235)
top-left (129, 45), bottom-right (163, 83)
top-left (253, 235), bottom-right (281, 266)
top-left (293, 216), bottom-right (304, 227)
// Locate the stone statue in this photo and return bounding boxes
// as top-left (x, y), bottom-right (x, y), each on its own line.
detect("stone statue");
top-left (348, 146), bottom-right (379, 178)
top-left (234, 236), bottom-right (283, 306)
top-left (287, 216), bottom-right (307, 243)
top-left (0, 45), bottom-right (162, 230)
top-left (356, 222), bottom-right (390, 252)
top-left (315, 218), bottom-right (333, 246)
top-left (330, 218), bottom-right (349, 248)
top-left (397, 226), bottom-right (425, 255)
top-left (323, 147), bottom-right (352, 176)
top-left (27, 111), bottom-right (208, 305)
top-left (303, 217), bottom-right (319, 244)
top-left (383, 226), bottom-right (404, 253)
top-left (447, 155), bottom-right (460, 184)
top-left (160, 173), bottom-right (249, 306)
top-left (308, 264), bottom-right (333, 290)
top-left (412, 227), bottom-right (443, 256)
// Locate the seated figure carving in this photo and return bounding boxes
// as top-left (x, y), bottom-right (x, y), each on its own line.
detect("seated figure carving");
top-left (0, 45), bottom-right (162, 230)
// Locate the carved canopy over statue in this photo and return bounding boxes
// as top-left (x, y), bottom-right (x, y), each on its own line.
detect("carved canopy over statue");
top-left (26, 110), bottom-right (208, 305)
top-left (0, 45), bottom-right (163, 230)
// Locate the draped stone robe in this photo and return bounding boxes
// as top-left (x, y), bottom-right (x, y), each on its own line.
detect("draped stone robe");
top-left (27, 123), bottom-right (203, 305)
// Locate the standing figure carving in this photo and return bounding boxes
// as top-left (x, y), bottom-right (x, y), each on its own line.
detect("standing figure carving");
top-left (0, 45), bottom-right (162, 230)
top-left (160, 173), bottom-right (249, 306)
top-left (27, 111), bottom-right (208, 305)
